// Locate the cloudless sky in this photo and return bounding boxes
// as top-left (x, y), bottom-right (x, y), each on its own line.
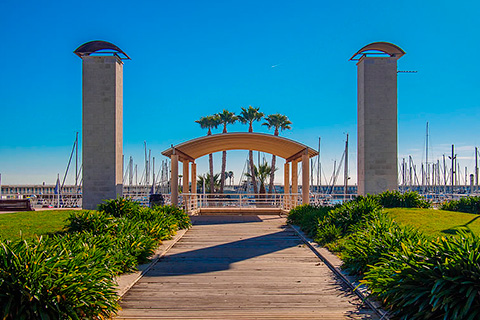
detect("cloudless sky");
top-left (1, 0), bottom-right (479, 185)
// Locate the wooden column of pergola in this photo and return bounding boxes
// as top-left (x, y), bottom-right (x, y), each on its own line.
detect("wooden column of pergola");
top-left (163, 133), bottom-right (318, 208)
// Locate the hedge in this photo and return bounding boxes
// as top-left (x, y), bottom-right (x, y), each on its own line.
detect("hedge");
top-left (288, 192), bottom-right (480, 319)
top-left (0, 199), bottom-right (191, 319)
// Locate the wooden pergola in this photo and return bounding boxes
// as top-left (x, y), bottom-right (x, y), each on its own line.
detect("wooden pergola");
top-left (161, 132), bottom-right (318, 207)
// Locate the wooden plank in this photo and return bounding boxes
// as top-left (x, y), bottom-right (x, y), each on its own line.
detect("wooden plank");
top-left (117, 215), bottom-right (377, 319)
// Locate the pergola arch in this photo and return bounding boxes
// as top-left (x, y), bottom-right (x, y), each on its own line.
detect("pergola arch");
top-left (161, 133), bottom-right (318, 206)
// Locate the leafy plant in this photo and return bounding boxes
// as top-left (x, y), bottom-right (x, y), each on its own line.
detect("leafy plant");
top-left (441, 196), bottom-right (480, 214)
top-left (98, 197), bottom-right (141, 218)
top-left (287, 204), bottom-right (331, 238)
top-left (363, 230), bottom-right (480, 320)
top-left (0, 198), bottom-right (191, 319)
top-left (0, 237), bottom-right (119, 319)
top-left (342, 214), bottom-right (425, 275)
top-left (374, 190), bottom-right (430, 208)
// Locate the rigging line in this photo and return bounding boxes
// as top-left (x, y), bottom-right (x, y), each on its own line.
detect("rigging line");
top-left (62, 138), bottom-right (77, 188)
top-left (330, 151), bottom-right (345, 194)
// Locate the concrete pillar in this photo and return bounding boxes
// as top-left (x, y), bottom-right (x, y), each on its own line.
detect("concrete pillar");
top-left (171, 154), bottom-right (178, 206)
top-left (357, 53), bottom-right (401, 195)
top-left (81, 55), bottom-right (124, 209)
top-left (191, 162), bottom-right (197, 194)
top-left (183, 160), bottom-right (189, 193)
top-left (302, 153), bottom-right (309, 204)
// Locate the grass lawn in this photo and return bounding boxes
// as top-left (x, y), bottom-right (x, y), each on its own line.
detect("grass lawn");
top-left (0, 210), bottom-right (76, 241)
top-left (385, 208), bottom-right (480, 237)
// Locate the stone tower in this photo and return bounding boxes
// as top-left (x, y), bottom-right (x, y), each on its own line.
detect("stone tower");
top-left (351, 42), bottom-right (405, 195)
top-left (74, 41), bottom-right (130, 209)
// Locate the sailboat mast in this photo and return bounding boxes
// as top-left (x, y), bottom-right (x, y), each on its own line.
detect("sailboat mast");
top-left (317, 137), bottom-right (321, 191)
top-left (310, 158), bottom-right (313, 193)
top-left (75, 132), bottom-right (78, 188)
top-left (135, 164), bottom-right (138, 186)
top-left (409, 156), bottom-right (413, 187)
top-left (344, 134), bottom-right (349, 197)
top-left (476, 147), bottom-right (479, 193)
top-left (152, 157), bottom-right (155, 193)
top-left (425, 122), bottom-right (429, 186)
top-left (451, 145), bottom-right (455, 192)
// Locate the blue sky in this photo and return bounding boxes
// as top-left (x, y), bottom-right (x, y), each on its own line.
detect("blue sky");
top-left (1, 0), bottom-right (479, 185)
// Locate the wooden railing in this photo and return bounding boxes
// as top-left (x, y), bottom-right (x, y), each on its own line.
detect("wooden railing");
top-left (178, 193), bottom-right (302, 214)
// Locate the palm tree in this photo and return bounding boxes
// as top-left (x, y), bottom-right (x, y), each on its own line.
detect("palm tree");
top-left (263, 114), bottom-right (292, 194)
top-left (217, 109), bottom-right (237, 193)
top-left (197, 173), bottom-right (220, 193)
top-left (195, 114), bottom-right (220, 193)
top-left (227, 171), bottom-right (234, 185)
top-left (245, 162), bottom-right (276, 194)
top-left (238, 106), bottom-right (264, 193)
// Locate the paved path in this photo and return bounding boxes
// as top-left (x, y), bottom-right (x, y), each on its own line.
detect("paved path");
top-left (117, 215), bottom-right (377, 319)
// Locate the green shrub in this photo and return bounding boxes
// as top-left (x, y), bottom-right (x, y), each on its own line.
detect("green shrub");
top-left (441, 196), bottom-right (480, 214)
top-left (158, 205), bottom-right (192, 230)
top-left (342, 214), bottom-right (425, 275)
top-left (315, 223), bottom-right (342, 244)
top-left (363, 230), bottom-right (480, 320)
top-left (287, 204), bottom-right (331, 238)
top-left (402, 191), bottom-right (430, 208)
top-left (375, 190), bottom-right (430, 208)
top-left (0, 238), bottom-right (119, 319)
top-left (98, 197), bottom-right (141, 218)
top-left (65, 210), bottom-right (114, 233)
top-left (0, 198), bottom-right (191, 319)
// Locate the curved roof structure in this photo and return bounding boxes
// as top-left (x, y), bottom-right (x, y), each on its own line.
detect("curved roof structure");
top-left (74, 40), bottom-right (130, 59)
top-left (350, 41), bottom-right (405, 61)
top-left (161, 133), bottom-right (318, 162)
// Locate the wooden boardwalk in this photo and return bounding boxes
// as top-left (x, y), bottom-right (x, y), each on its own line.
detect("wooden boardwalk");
top-left (117, 215), bottom-right (377, 319)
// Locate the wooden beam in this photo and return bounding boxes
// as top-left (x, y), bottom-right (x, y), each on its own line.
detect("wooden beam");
top-left (286, 148), bottom-right (308, 163)
top-left (183, 160), bottom-right (189, 193)
top-left (171, 154), bottom-right (178, 206)
top-left (191, 162), bottom-right (197, 194)
top-left (284, 162), bottom-right (290, 194)
top-left (174, 148), bottom-right (195, 162)
top-left (292, 160), bottom-right (298, 195)
top-left (302, 152), bottom-right (309, 204)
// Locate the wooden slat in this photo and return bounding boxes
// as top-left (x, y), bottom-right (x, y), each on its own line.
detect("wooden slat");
top-left (117, 215), bottom-right (377, 320)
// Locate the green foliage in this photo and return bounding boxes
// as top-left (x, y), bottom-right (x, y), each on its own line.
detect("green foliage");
top-left (375, 190), bottom-right (430, 208)
top-left (98, 197), bottom-right (141, 217)
top-left (287, 204), bottom-right (331, 238)
top-left (0, 198), bottom-right (191, 319)
top-left (363, 230), bottom-right (480, 320)
top-left (315, 197), bottom-right (381, 244)
top-left (0, 237), bottom-right (118, 319)
top-left (65, 210), bottom-right (114, 233)
top-left (289, 193), bottom-right (480, 318)
top-left (158, 205), bottom-right (192, 230)
top-left (441, 196), bottom-right (480, 214)
top-left (315, 223), bottom-right (342, 244)
top-left (342, 214), bottom-right (425, 275)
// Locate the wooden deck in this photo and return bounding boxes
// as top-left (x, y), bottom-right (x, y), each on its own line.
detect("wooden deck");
top-left (117, 215), bottom-right (377, 319)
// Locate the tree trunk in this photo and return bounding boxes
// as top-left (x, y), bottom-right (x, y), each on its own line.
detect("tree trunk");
top-left (249, 150), bottom-right (258, 193)
top-left (220, 125), bottom-right (227, 193)
top-left (209, 153), bottom-right (214, 193)
top-left (220, 150), bottom-right (226, 193)
top-left (268, 128), bottom-right (279, 194)
top-left (268, 155), bottom-right (276, 194)
top-left (247, 122), bottom-right (258, 193)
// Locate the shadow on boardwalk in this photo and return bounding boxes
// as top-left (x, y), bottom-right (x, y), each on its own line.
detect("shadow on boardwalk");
top-left (118, 215), bottom-right (378, 319)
